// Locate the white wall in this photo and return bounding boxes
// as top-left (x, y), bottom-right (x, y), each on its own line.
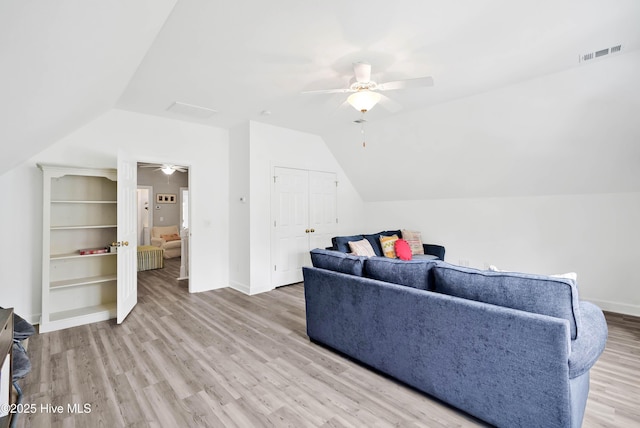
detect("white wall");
top-left (228, 123), bottom-right (251, 291)
top-left (244, 121), bottom-right (365, 294)
top-left (0, 109), bottom-right (229, 323)
top-left (365, 192), bottom-right (640, 316)
top-left (322, 50), bottom-right (640, 202)
top-left (137, 167), bottom-right (188, 228)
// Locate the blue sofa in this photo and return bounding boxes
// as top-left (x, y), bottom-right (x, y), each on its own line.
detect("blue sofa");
top-left (303, 249), bottom-right (608, 428)
top-left (329, 229), bottom-right (446, 260)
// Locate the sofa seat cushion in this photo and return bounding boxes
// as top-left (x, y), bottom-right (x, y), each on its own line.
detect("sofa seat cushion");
top-left (311, 249), bottom-right (367, 276)
top-left (412, 254), bottom-right (439, 261)
top-left (432, 262), bottom-right (582, 339)
top-left (364, 257), bottom-right (437, 291)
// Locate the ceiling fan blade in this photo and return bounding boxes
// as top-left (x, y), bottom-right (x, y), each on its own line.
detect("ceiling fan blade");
top-left (378, 93), bottom-right (403, 113)
top-left (302, 87), bottom-right (352, 94)
top-left (378, 76), bottom-right (434, 91)
top-left (353, 62), bottom-right (372, 83)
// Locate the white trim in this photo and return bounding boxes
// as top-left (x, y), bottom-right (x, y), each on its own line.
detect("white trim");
top-left (587, 299), bottom-right (640, 317)
top-left (229, 281), bottom-right (250, 295)
top-left (137, 185), bottom-right (153, 245)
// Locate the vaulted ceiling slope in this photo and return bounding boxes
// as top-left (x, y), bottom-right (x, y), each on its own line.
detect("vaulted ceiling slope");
top-left (3, 1), bottom-right (639, 200)
top-left (0, 0), bottom-right (177, 174)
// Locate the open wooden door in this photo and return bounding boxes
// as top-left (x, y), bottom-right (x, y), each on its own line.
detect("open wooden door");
top-left (117, 150), bottom-right (138, 323)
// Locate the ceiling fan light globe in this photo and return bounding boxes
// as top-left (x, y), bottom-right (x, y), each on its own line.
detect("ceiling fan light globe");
top-left (347, 90), bottom-right (381, 113)
top-left (161, 166), bottom-right (176, 175)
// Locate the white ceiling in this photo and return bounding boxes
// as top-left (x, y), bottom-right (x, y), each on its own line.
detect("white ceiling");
top-left (3, 0), bottom-right (640, 199)
top-left (0, 0), bottom-right (177, 173)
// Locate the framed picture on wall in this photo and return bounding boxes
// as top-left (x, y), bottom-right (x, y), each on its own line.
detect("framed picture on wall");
top-left (156, 193), bottom-right (177, 203)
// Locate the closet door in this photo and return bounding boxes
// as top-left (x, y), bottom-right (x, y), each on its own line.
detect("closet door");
top-left (271, 167), bottom-right (337, 287)
top-left (308, 170), bottom-right (337, 253)
top-left (271, 167), bottom-right (309, 286)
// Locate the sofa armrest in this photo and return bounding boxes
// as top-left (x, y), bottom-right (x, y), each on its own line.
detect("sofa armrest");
top-left (151, 237), bottom-right (165, 247)
top-left (568, 301), bottom-right (608, 378)
top-left (423, 244), bottom-right (445, 261)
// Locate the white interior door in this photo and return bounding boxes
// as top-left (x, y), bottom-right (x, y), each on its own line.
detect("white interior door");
top-left (271, 167), bottom-right (309, 286)
top-left (308, 171), bottom-right (337, 256)
top-left (117, 150), bottom-right (138, 323)
top-left (271, 167), bottom-right (337, 287)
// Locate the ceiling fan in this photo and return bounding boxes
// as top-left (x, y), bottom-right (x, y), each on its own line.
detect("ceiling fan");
top-left (139, 163), bottom-right (187, 175)
top-left (304, 62), bottom-right (434, 113)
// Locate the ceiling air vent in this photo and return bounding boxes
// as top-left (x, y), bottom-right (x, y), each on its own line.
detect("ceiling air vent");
top-left (579, 44), bottom-right (622, 63)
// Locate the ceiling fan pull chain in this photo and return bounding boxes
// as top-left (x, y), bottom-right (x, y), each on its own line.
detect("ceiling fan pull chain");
top-left (361, 119), bottom-right (366, 148)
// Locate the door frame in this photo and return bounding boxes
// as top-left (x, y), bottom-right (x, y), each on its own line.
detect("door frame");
top-left (137, 185), bottom-right (154, 245)
top-left (135, 159), bottom-right (192, 293)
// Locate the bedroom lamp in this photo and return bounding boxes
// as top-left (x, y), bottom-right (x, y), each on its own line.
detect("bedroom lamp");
top-left (347, 90), bottom-right (381, 113)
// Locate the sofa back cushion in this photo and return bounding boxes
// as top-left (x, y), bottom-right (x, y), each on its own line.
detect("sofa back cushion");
top-left (332, 235), bottom-right (364, 253)
top-left (310, 249), bottom-right (367, 276)
top-left (364, 257), bottom-right (436, 291)
top-left (363, 230), bottom-right (402, 256)
top-left (432, 263), bottom-right (581, 339)
top-left (152, 225), bottom-right (179, 238)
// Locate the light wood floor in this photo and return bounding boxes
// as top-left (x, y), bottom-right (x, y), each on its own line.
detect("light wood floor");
top-left (16, 259), bottom-right (640, 427)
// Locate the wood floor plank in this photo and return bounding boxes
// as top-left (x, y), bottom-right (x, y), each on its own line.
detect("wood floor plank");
top-left (13, 258), bottom-right (640, 427)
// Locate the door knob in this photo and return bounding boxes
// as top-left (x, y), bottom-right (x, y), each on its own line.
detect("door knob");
top-left (111, 241), bottom-right (129, 247)
top-left (310, 228), bottom-right (315, 233)
top-left (305, 229), bottom-right (310, 233)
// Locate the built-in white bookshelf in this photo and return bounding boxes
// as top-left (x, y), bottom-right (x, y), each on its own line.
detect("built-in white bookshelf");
top-left (39, 164), bottom-right (118, 332)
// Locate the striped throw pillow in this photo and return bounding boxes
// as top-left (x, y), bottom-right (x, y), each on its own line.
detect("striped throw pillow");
top-left (401, 229), bottom-right (425, 255)
top-left (348, 239), bottom-right (376, 257)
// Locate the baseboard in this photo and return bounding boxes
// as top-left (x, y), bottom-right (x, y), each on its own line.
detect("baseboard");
top-left (29, 313), bottom-right (41, 326)
top-left (588, 299), bottom-right (640, 317)
top-left (248, 285), bottom-right (274, 296)
top-left (229, 281), bottom-right (274, 296)
top-left (229, 281), bottom-right (250, 295)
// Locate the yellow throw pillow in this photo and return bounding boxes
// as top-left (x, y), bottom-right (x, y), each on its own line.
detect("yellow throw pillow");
top-left (379, 234), bottom-right (399, 258)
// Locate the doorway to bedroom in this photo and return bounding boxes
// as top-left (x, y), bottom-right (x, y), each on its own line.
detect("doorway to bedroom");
top-left (136, 162), bottom-right (190, 286)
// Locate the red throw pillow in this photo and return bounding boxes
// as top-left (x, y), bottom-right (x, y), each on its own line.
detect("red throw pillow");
top-left (394, 239), bottom-right (412, 261)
